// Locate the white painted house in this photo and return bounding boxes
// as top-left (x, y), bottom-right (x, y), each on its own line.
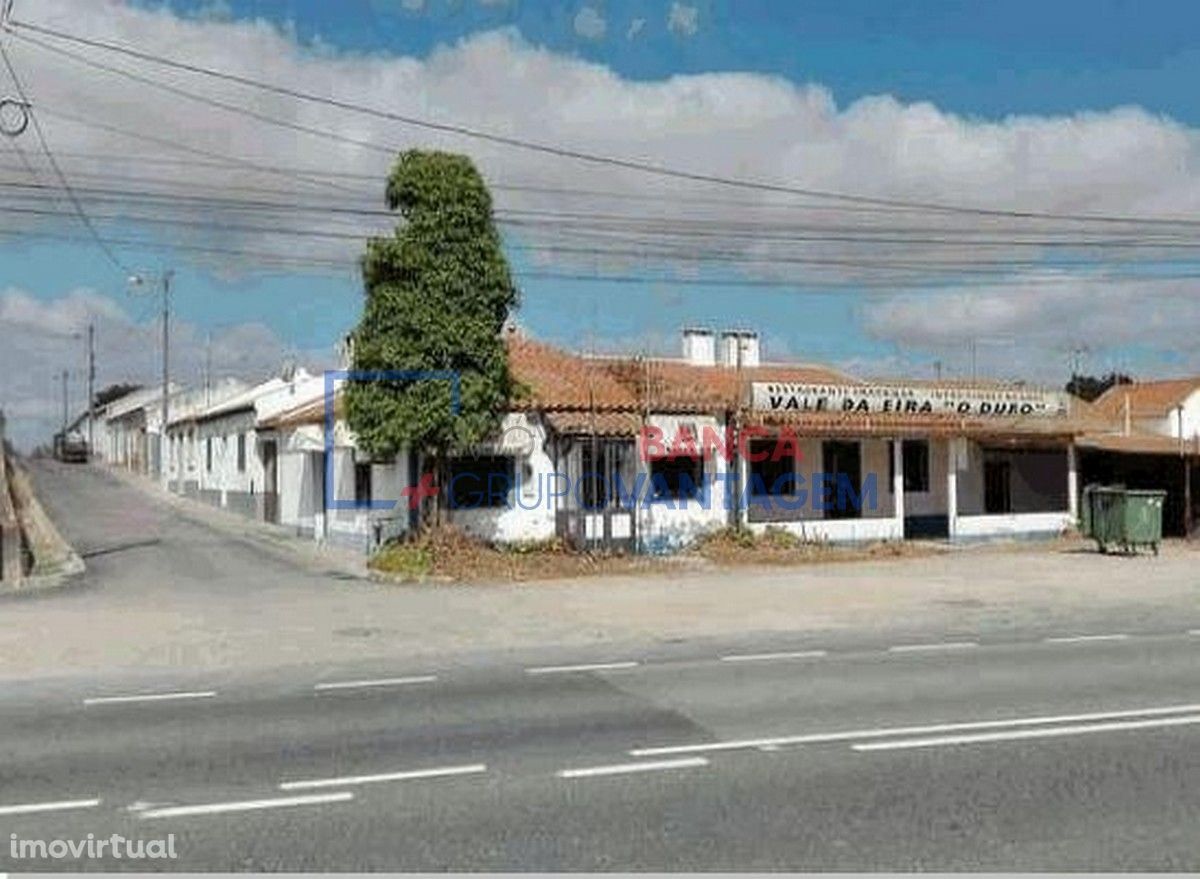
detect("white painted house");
top-left (259, 329), bottom-right (1107, 554)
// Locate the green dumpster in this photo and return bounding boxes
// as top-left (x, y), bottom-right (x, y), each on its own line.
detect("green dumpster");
top-left (1086, 485), bottom-right (1166, 555)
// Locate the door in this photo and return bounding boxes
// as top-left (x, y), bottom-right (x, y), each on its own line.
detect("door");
top-left (822, 440), bottom-right (862, 520)
top-left (262, 440), bottom-right (279, 523)
top-left (984, 458), bottom-right (1012, 514)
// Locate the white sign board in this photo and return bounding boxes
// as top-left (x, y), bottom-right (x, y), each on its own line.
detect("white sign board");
top-left (753, 382), bottom-right (1069, 418)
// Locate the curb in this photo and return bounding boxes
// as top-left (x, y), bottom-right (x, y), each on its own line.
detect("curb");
top-left (1, 458), bottom-right (86, 597)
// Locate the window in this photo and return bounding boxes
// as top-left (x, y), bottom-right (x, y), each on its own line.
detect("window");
top-left (889, 440), bottom-right (930, 493)
top-left (749, 439), bottom-right (799, 496)
top-left (649, 455), bottom-right (704, 501)
top-left (354, 462), bottom-right (372, 505)
top-left (448, 455), bottom-right (514, 509)
top-left (206, 437), bottom-right (213, 472)
top-left (236, 433), bottom-right (247, 473)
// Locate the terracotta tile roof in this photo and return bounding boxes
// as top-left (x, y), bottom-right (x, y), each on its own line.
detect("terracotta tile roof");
top-left (1077, 431), bottom-right (1200, 456)
top-left (508, 334), bottom-right (637, 410)
top-left (1092, 379), bottom-right (1200, 420)
top-left (261, 394), bottom-right (341, 429)
top-left (544, 410), bottom-right (644, 437)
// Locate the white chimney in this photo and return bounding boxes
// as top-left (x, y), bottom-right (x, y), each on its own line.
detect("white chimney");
top-left (681, 327), bottom-right (716, 366)
top-left (719, 330), bottom-right (760, 368)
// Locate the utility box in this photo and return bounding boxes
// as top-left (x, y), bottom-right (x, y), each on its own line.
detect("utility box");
top-left (1084, 485), bottom-right (1165, 555)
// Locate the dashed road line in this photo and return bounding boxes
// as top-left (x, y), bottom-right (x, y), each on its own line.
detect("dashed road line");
top-left (630, 702), bottom-right (1200, 757)
top-left (853, 713), bottom-right (1200, 751)
top-left (83, 690), bottom-right (217, 707)
top-left (887, 642), bottom-right (979, 653)
top-left (138, 792), bottom-right (353, 820)
top-left (720, 650), bottom-right (828, 663)
top-left (557, 757), bottom-right (709, 779)
top-left (314, 675), bottom-right (437, 692)
top-left (1044, 634), bottom-right (1130, 644)
top-left (526, 661), bottom-right (640, 675)
top-left (0, 798), bottom-right (101, 817)
top-left (280, 764), bottom-right (487, 791)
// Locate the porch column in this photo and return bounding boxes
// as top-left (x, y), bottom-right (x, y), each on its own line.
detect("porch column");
top-left (947, 437), bottom-right (959, 540)
top-left (892, 438), bottom-right (905, 538)
top-left (1067, 443), bottom-right (1079, 524)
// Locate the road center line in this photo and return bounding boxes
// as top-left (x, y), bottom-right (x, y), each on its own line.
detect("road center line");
top-left (83, 690), bottom-right (217, 707)
top-left (1044, 634), bottom-right (1130, 644)
top-left (558, 757), bottom-right (709, 779)
top-left (526, 661), bottom-right (639, 675)
top-left (888, 642), bottom-right (979, 653)
top-left (314, 675), bottom-right (437, 692)
top-left (138, 792), bottom-right (353, 820)
top-left (853, 713), bottom-right (1200, 751)
top-left (0, 798), bottom-right (101, 817)
top-left (280, 763), bottom-right (487, 791)
top-left (630, 702), bottom-right (1200, 757)
top-left (720, 650), bottom-right (828, 663)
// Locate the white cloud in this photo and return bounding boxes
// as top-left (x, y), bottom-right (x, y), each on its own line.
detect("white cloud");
top-left (667, 2), bottom-right (699, 37)
top-left (860, 273), bottom-right (1200, 381)
top-left (573, 5), bottom-right (606, 41)
top-left (2, 0), bottom-right (1200, 388)
top-left (0, 287), bottom-right (332, 450)
top-left (626, 17), bottom-right (646, 40)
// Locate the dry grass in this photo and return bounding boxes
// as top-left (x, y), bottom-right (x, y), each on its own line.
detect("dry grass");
top-left (690, 525), bottom-right (928, 567)
top-left (370, 523), bottom-right (936, 585)
top-left (370, 526), bottom-right (666, 583)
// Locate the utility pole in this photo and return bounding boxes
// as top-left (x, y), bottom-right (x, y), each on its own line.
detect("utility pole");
top-left (87, 322), bottom-right (95, 459)
top-left (60, 368), bottom-right (68, 436)
top-left (129, 269), bottom-right (173, 481)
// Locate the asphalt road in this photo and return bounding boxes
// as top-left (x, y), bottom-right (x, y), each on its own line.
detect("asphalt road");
top-left (6, 462), bottom-right (1200, 869)
top-left (5, 631), bottom-right (1200, 869)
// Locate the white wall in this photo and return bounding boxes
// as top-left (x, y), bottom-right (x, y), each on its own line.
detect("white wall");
top-left (449, 413), bottom-right (558, 544)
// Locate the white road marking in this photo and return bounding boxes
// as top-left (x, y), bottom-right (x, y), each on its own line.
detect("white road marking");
top-left (630, 702), bottom-right (1200, 757)
top-left (720, 650), bottom-right (828, 663)
top-left (557, 757), bottom-right (709, 779)
top-left (314, 675), bottom-right (437, 692)
top-left (888, 642), bottom-right (979, 653)
top-left (854, 713), bottom-right (1200, 751)
top-left (525, 661), bottom-right (639, 675)
top-left (1188, 630), bottom-right (1200, 637)
top-left (280, 763), bottom-right (487, 791)
top-left (138, 792), bottom-right (353, 820)
top-left (0, 798), bottom-right (101, 817)
top-left (83, 690), bottom-right (217, 707)
top-left (1044, 633), bottom-right (1130, 644)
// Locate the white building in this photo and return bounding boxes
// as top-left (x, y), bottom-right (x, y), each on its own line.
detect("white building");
top-left (165, 370), bottom-right (326, 524)
top-left (259, 329), bottom-right (1107, 554)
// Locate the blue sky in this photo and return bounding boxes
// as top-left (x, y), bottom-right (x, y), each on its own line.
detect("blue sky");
top-left (5, 0), bottom-right (1200, 445)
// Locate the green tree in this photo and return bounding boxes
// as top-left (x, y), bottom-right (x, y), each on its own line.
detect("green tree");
top-left (346, 150), bottom-right (518, 520)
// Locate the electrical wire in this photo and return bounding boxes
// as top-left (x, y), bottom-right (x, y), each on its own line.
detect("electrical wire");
top-left (12, 17), bottom-right (1200, 228)
top-left (0, 40), bottom-right (129, 272)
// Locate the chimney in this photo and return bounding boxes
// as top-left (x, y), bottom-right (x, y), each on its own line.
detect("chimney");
top-left (681, 327), bottom-right (716, 366)
top-left (719, 330), bottom-right (760, 368)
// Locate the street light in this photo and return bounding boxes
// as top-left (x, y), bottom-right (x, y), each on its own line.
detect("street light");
top-left (129, 270), bottom-right (174, 482)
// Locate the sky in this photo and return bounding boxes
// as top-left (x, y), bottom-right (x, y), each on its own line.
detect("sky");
top-left (2, 0), bottom-right (1200, 448)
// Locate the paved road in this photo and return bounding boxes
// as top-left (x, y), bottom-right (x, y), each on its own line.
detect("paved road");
top-left (4, 632), bottom-right (1200, 869)
top-left (6, 461), bottom-right (1200, 869)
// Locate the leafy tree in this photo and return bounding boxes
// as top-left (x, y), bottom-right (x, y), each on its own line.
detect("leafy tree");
top-left (1066, 372), bottom-right (1133, 403)
top-left (346, 150), bottom-right (519, 520)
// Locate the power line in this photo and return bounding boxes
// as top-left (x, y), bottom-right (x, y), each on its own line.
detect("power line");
top-left (0, 41), bottom-right (129, 272)
top-left (12, 16), bottom-right (1200, 228)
